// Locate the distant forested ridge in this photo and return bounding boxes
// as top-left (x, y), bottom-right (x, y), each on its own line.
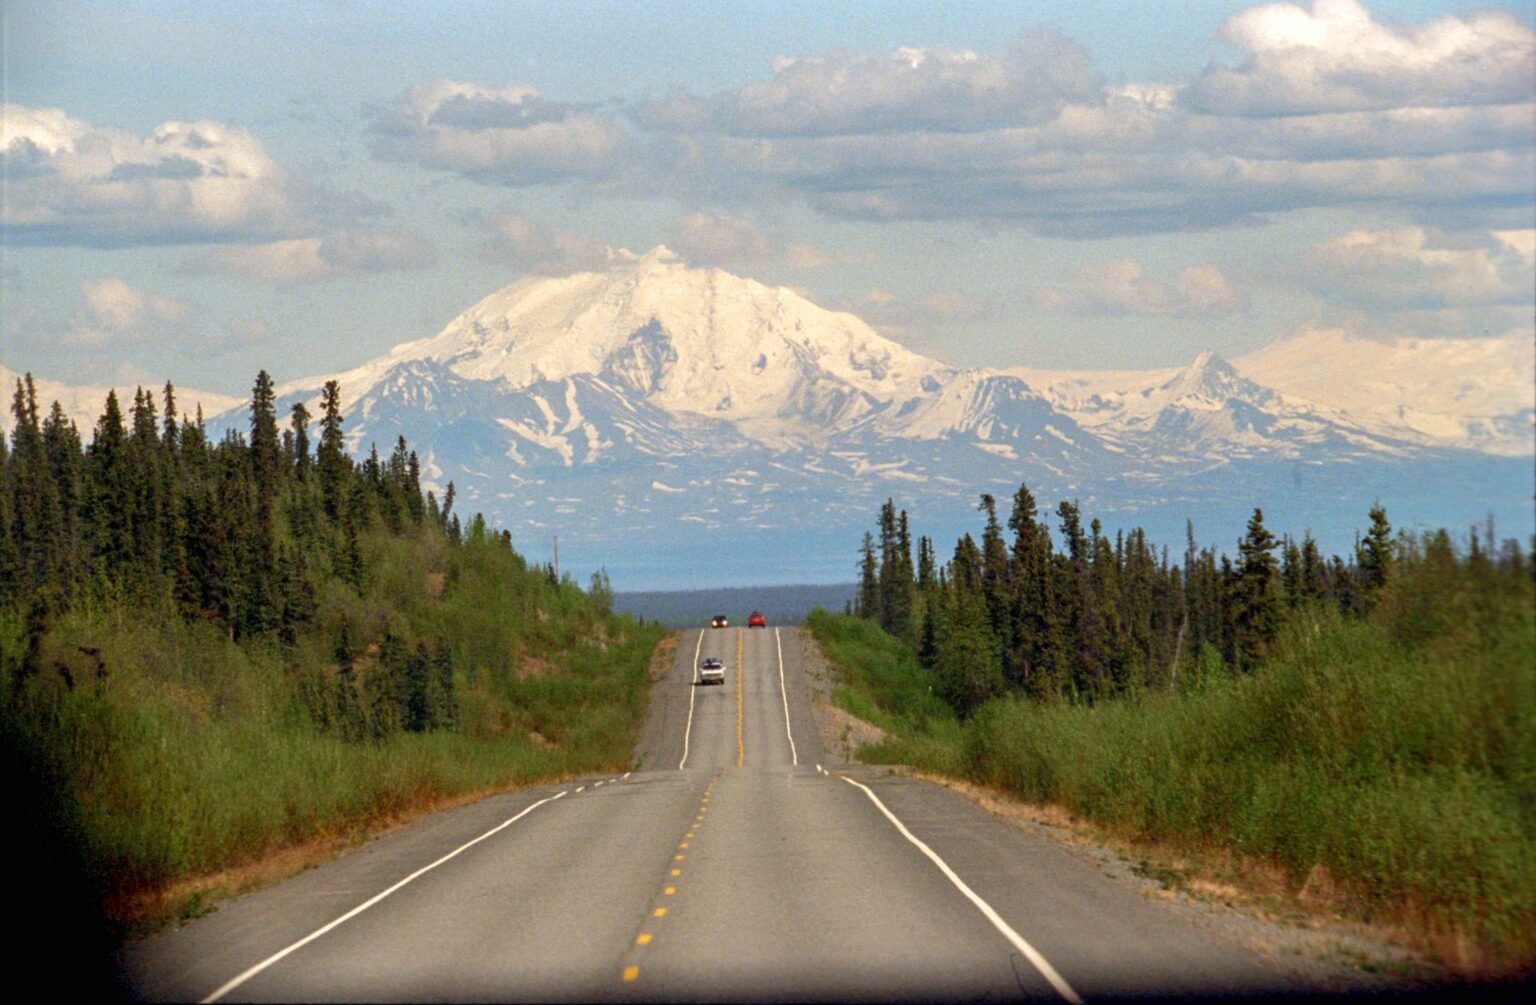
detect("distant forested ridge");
top-left (852, 487), bottom-right (1531, 715)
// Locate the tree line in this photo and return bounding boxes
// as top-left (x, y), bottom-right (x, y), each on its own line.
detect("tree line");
top-left (854, 487), bottom-right (1529, 716)
top-left (0, 371), bottom-right (513, 737)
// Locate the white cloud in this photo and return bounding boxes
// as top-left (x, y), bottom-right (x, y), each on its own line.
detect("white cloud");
top-left (369, 80), bottom-right (631, 185)
top-left (666, 212), bottom-right (836, 270)
top-left (1183, 0), bottom-right (1535, 115)
top-left (474, 214), bottom-right (615, 274)
top-left (1297, 227), bottom-right (1536, 308)
top-left (670, 213), bottom-right (781, 265)
top-left (638, 33), bottom-right (1099, 137)
top-left (1, 104), bottom-right (311, 246)
top-left (70, 278), bottom-right (191, 347)
top-left (366, 5), bottom-right (1532, 238)
top-left (844, 287), bottom-right (992, 348)
top-left (1036, 259), bottom-right (1248, 317)
top-left (182, 230), bottom-right (435, 284)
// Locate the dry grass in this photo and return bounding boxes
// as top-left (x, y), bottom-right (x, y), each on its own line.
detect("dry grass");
top-left (647, 634), bottom-right (679, 682)
top-left (516, 649), bottom-right (556, 680)
top-left (814, 701), bottom-right (888, 763)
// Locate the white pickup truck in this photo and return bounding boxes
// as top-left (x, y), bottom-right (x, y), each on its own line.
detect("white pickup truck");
top-left (697, 657), bottom-right (726, 685)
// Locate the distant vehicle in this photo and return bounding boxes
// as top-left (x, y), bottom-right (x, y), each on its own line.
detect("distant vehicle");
top-left (698, 656), bottom-right (725, 685)
top-left (748, 611), bottom-right (767, 628)
top-left (711, 615), bottom-right (729, 628)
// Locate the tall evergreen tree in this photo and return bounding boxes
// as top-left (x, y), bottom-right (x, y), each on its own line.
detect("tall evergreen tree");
top-left (1232, 508), bottom-right (1281, 669)
top-left (85, 390), bottom-right (134, 578)
top-left (318, 380), bottom-right (348, 519)
top-left (1358, 503), bottom-right (1393, 596)
top-left (856, 531), bottom-right (879, 621)
top-left (978, 494), bottom-right (1012, 649)
top-left (289, 401), bottom-right (312, 475)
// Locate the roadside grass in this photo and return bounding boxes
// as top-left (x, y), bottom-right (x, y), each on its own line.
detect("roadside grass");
top-left (806, 574), bottom-right (1536, 976)
top-left (805, 609), bottom-right (962, 771)
top-left (2, 529), bottom-right (665, 935)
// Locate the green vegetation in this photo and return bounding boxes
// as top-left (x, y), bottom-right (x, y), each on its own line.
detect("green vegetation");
top-left (0, 373), bottom-right (664, 932)
top-left (815, 491), bottom-right (1535, 969)
top-left (806, 608), bottom-right (960, 771)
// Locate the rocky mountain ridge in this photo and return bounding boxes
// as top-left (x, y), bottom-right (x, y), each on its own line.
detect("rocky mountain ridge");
top-left (6, 251), bottom-right (1530, 586)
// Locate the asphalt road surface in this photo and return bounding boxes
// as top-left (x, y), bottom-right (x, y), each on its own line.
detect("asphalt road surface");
top-left (120, 626), bottom-right (1342, 1002)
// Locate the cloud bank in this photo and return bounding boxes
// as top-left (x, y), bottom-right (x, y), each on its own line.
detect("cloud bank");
top-left (182, 230), bottom-right (436, 284)
top-left (2, 104), bottom-right (310, 246)
top-left (366, 1), bottom-right (1532, 239)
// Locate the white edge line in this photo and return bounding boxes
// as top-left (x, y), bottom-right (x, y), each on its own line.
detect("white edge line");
top-left (774, 627), bottom-right (797, 766)
top-left (840, 776), bottom-right (1083, 1005)
top-left (200, 790), bottom-right (569, 1003)
top-left (679, 629), bottom-right (703, 771)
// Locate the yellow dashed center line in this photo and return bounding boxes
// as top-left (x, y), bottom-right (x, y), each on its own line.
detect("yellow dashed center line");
top-left (621, 772), bottom-right (725, 983)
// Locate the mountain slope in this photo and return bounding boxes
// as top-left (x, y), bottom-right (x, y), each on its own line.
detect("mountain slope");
top-left (1234, 328), bottom-right (1535, 457)
top-left (42, 246), bottom-right (1516, 586)
top-left (279, 246), bottom-right (950, 447)
top-left (1011, 351), bottom-right (1420, 460)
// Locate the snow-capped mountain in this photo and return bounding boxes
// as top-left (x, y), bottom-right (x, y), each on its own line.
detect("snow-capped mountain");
top-left (9, 249), bottom-right (1527, 587)
top-left (0, 363), bottom-right (241, 435)
top-left (1235, 328), bottom-right (1535, 458)
top-left (237, 248), bottom-right (1529, 586)
top-left (1010, 350), bottom-right (1418, 460)
top-left (282, 246), bottom-right (950, 451)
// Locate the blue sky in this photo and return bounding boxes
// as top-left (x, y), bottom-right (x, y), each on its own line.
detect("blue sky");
top-left (3, 0), bottom-right (1532, 397)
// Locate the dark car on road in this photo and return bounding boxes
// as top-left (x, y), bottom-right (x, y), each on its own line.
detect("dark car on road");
top-left (711, 615), bottom-right (729, 628)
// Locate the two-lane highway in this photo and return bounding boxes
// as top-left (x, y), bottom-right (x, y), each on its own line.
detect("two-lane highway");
top-left (122, 625), bottom-right (1327, 1001)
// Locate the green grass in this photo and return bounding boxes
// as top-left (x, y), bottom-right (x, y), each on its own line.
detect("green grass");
top-left (807, 574), bottom-right (1536, 966)
top-left (1, 528), bottom-right (666, 925)
top-left (805, 608), bottom-right (961, 770)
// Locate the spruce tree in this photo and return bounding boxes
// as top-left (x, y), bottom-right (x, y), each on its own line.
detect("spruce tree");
top-left (41, 402), bottom-right (83, 592)
top-left (10, 377), bottom-right (65, 590)
top-left (978, 494), bottom-right (1012, 649)
top-left (333, 625), bottom-right (365, 742)
top-left (289, 402), bottom-right (312, 476)
top-left (1233, 508), bottom-right (1281, 669)
top-left (857, 531), bottom-right (879, 621)
top-left (318, 380), bottom-right (348, 519)
top-left (1359, 503), bottom-right (1393, 595)
top-left (85, 390), bottom-right (134, 578)
top-left (933, 585), bottom-right (1003, 718)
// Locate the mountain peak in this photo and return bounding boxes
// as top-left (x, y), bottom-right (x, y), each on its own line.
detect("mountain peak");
top-left (306, 251), bottom-right (948, 438)
top-left (1162, 349), bottom-right (1241, 400)
top-left (614, 244), bottom-right (684, 270)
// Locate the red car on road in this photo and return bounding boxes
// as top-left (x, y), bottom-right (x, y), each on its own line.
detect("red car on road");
top-left (748, 611), bottom-right (767, 628)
